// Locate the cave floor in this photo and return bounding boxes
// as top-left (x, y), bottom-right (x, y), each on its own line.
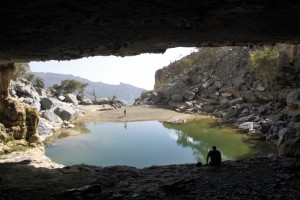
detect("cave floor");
top-left (0, 154), bottom-right (299, 200)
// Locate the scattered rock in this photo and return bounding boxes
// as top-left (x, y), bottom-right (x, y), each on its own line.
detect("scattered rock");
top-left (248, 131), bottom-right (265, 140)
top-left (278, 137), bottom-right (300, 157)
top-left (64, 93), bottom-right (79, 105)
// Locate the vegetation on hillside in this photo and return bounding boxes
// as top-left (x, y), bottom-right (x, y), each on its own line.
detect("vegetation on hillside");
top-left (249, 47), bottom-right (281, 81)
top-left (13, 62), bottom-right (36, 82)
top-left (13, 62), bottom-right (45, 88)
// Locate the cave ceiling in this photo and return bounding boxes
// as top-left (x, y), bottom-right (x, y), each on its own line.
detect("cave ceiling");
top-left (0, 0), bottom-right (300, 63)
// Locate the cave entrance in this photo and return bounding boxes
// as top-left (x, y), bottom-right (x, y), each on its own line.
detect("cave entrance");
top-left (29, 47), bottom-right (197, 105)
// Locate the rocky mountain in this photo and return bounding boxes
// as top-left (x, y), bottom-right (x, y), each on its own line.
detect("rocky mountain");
top-left (138, 44), bottom-right (300, 157)
top-left (33, 72), bottom-right (146, 105)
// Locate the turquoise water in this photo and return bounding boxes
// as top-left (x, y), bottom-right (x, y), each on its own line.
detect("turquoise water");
top-left (45, 120), bottom-right (276, 168)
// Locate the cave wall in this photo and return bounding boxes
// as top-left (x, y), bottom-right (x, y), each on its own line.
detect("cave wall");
top-left (0, 0), bottom-right (300, 63)
top-left (0, 64), bottom-right (40, 144)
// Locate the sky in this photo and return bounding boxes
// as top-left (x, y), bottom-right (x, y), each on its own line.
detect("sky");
top-left (30, 47), bottom-right (197, 90)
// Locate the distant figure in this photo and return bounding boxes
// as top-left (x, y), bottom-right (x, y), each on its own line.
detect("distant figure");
top-left (124, 122), bottom-right (127, 129)
top-left (124, 109), bottom-right (127, 116)
top-left (206, 146), bottom-right (222, 166)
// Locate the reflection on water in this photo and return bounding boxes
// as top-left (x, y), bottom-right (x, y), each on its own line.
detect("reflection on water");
top-left (45, 120), bottom-right (277, 168)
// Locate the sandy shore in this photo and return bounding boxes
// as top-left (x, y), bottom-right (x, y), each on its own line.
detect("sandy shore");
top-left (74, 105), bottom-right (212, 123)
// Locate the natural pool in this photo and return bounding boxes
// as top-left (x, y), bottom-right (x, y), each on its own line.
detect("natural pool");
top-left (45, 120), bottom-right (277, 168)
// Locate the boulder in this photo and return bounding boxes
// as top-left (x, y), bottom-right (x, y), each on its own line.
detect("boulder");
top-left (218, 99), bottom-right (229, 110)
top-left (168, 101), bottom-right (186, 110)
top-left (40, 98), bottom-right (55, 110)
top-left (9, 88), bottom-right (17, 97)
top-left (31, 91), bottom-right (41, 102)
top-left (171, 94), bottom-right (183, 102)
top-left (277, 128), bottom-right (296, 145)
top-left (76, 94), bottom-right (85, 101)
top-left (278, 137), bottom-right (300, 157)
top-left (256, 84), bottom-right (267, 92)
top-left (58, 96), bottom-right (65, 101)
top-left (185, 102), bottom-right (194, 109)
top-left (151, 92), bottom-right (162, 104)
top-left (260, 123), bottom-right (271, 134)
top-left (238, 122), bottom-right (254, 130)
top-left (31, 101), bottom-right (41, 112)
top-left (237, 114), bottom-right (255, 123)
top-left (64, 93), bottom-right (79, 105)
top-left (286, 89), bottom-right (300, 109)
top-left (202, 79), bottom-right (215, 88)
top-left (33, 78), bottom-right (45, 89)
top-left (183, 91), bottom-right (195, 101)
top-left (202, 105), bottom-right (216, 113)
top-left (233, 76), bottom-right (244, 88)
top-left (229, 97), bottom-right (243, 106)
top-left (80, 98), bottom-right (93, 105)
top-left (41, 110), bottom-right (63, 125)
top-left (38, 118), bottom-right (54, 141)
top-left (36, 88), bottom-right (47, 97)
top-left (292, 113), bottom-right (300, 122)
top-left (15, 82), bottom-right (32, 96)
top-left (257, 105), bottom-right (268, 115)
top-left (94, 98), bottom-right (110, 105)
top-left (53, 105), bottom-right (78, 121)
top-left (223, 107), bottom-right (239, 120)
top-left (23, 97), bottom-right (34, 105)
top-left (248, 130), bottom-right (265, 140)
top-left (214, 81), bottom-right (223, 89)
top-left (293, 122), bottom-right (300, 132)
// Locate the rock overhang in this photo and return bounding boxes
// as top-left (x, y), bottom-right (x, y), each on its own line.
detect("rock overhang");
top-left (0, 0), bottom-right (300, 63)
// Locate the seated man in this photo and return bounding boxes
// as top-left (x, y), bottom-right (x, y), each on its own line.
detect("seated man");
top-left (206, 146), bottom-right (222, 166)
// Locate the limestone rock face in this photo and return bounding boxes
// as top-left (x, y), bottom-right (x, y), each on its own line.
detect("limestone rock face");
top-left (0, 96), bottom-right (39, 143)
top-left (0, 63), bottom-right (14, 97)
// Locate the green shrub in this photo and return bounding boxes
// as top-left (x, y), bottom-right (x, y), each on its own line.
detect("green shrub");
top-left (249, 47), bottom-right (280, 80)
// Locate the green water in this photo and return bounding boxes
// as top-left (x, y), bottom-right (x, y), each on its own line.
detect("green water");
top-left (45, 120), bottom-right (276, 168)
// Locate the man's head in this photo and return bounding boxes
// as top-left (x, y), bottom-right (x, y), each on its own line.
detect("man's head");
top-left (212, 146), bottom-right (216, 150)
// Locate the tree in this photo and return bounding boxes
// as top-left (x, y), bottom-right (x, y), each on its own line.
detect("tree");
top-left (78, 82), bottom-right (89, 95)
top-left (88, 89), bottom-right (97, 101)
top-left (249, 47), bottom-right (280, 80)
top-left (13, 62), bottom-right (35, 81)
top-left (49, 83), bottom-right (62, 97)
top-left (49, 80), bottom-right (88, 97)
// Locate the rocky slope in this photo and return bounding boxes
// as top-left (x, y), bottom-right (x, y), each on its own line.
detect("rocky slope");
top-left (33, 72), bottom-right (145, 105)
top-left (140, 44), bottom-right (300, 157)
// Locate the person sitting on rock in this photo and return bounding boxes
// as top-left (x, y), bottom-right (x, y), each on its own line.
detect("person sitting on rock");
top-left (206, 146), bottom-right (222, 166)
